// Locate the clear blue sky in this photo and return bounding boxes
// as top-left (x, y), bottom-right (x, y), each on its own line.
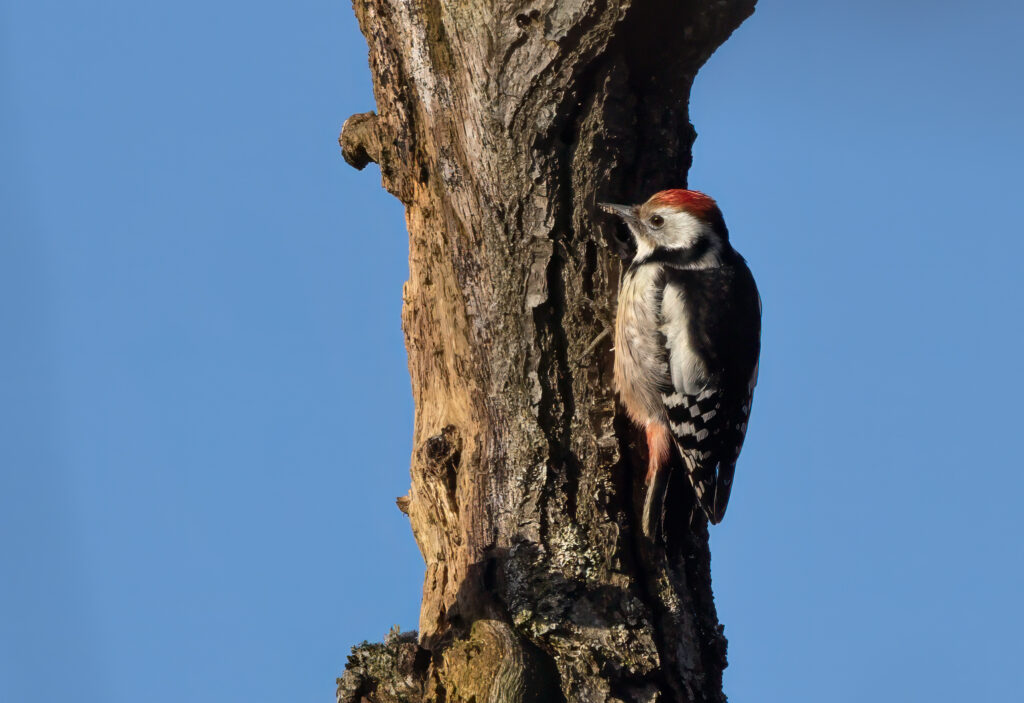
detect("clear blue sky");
top-left (2, 1), bottom-right (1022, 701)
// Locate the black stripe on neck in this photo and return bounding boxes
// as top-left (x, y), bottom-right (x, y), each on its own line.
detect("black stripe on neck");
top-left (630, 236), bottom-right (712, 272)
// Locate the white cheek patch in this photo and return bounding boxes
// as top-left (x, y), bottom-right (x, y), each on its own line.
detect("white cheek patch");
top-left (651, 211), bottom-right (722, 269)
top-left (661, 211), bottom-right (705, 249)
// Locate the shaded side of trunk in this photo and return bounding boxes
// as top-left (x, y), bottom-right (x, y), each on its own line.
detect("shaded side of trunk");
top-left (337, 2), bottom-right (755, 701)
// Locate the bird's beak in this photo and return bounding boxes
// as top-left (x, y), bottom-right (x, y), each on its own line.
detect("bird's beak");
top-left (598, 202), bottom-right (639, 227)
top-left (598, 202), bottom-right (640, 261)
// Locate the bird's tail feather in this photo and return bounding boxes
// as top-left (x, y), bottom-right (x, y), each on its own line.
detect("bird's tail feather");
top-left (710, 463), bottom-right (736, 524)
top-left (641, 464), bottom-right (670, 539)
top-left (688, 460), bottom-right (736, 525)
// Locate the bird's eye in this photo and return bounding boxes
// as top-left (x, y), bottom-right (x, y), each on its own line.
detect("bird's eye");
top-left (649, 215), bottom-right (664, 228)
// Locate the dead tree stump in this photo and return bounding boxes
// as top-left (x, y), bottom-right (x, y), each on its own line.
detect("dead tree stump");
top-left (337, 2), bottom-right (756, 701)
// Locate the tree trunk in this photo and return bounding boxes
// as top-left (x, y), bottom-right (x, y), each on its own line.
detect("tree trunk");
top-left (336, 2), bottom-right (755, 701)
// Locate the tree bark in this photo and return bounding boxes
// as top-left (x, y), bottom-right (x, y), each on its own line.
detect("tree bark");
top-left (337, 2), bottom-right (755, 701)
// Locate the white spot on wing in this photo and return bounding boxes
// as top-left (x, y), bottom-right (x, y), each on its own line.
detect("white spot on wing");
top-left (670, 421), bottom-right (696, 436)
top-left (663, 392), bottom-right (685, 408)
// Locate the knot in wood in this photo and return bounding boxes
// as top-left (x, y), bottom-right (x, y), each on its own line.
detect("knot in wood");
top-left (421, 425), bottom-right (461, 469)
top-left (339, 111), bottom-right (382, 170)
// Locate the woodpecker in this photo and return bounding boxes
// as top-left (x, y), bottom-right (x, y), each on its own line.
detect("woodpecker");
top-left (599, 189), bottom-right (761, 536)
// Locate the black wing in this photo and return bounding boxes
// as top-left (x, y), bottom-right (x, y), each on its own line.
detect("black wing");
top-left (661, 255), bottom-right (761, 523)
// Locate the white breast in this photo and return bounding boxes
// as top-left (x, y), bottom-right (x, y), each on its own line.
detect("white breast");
top-left (614, 265), bottom-right (671, 426)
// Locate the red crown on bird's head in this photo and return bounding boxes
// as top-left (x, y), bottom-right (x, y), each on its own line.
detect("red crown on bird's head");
top-left (647, 189), bottom-right (719, 219)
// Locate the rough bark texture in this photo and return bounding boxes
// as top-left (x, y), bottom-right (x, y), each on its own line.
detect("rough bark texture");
top-left (337, 2), bottom-right (755, 701)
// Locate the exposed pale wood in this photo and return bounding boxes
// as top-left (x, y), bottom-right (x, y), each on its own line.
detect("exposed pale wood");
top-left (337, 2), bottom-right (756, 701)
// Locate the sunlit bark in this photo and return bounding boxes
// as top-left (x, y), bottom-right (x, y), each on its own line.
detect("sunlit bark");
top-left (337, 2), bottom-right (755, 700)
